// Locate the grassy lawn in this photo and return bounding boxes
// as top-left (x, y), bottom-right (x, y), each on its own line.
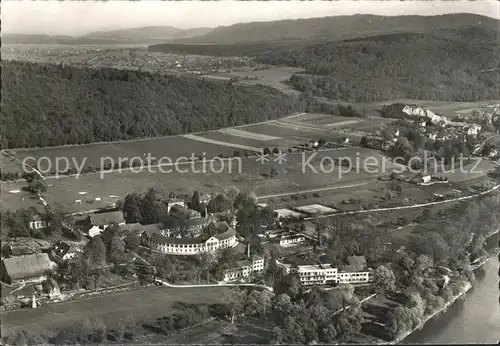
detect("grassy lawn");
top-left (1, 285), bottom-right (232, 336)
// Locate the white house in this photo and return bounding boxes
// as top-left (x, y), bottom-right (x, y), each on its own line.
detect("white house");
top-left (29, 215), bottom-right (48, 231)
top-left (222, 256), bottom-right (265, 282)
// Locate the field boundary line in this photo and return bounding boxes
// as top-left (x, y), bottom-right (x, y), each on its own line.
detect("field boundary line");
top-left (180, 134), bottom-right (263, 152)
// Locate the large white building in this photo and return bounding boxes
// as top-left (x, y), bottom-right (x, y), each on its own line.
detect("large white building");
top-left (141, 222), bottom-right (237, 255)
top-left (279, 262), bottom-right (372, 286)
top-left (222, 256), bottom-right (265, 282)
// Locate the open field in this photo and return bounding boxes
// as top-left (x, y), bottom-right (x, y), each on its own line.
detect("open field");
top-left (1, 285), bottom-right (231, 336)
top-left (0, 147), bottom-right (395, 213)
top-left (4, 114), bottom-right (362, 174)
top-left (210, 66), bottom-right (305, 95)
top-left (7, 135), bottom-right (239, 170)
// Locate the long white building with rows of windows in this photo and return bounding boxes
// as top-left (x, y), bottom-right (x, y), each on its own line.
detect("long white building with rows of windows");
top-left (141, 222), bottom-right (237, 255)
top-left (278, 262), bottom-right (372, 286)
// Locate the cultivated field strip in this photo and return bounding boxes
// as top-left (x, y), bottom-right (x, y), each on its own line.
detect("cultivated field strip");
top-left (218, 128), bottom-right (282, 141)
top-left (181, 134), bottom-right (263, 152)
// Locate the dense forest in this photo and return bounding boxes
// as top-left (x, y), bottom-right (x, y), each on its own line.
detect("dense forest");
top-left (1, 61), bottom-right (322, 149)
top-left (255, 28), bottom-right (500, 102)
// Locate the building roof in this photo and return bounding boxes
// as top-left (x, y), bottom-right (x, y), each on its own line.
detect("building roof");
top-left (53, 241), bottom-right (71, 258)
top-left (89, 211), bottom-right (125, 226)
top-left (213, 222), bottom-right (236, 241)
top-left (2, 253), bottom-right (56, 281)
top-left (225, 255), bottom-right (264, 271)
top-left (297, 264), bottom-right (336, 272)
top-left (145, 221), bottom-right (236, 245)
top-left (346, 256), bottom-right (367, 271)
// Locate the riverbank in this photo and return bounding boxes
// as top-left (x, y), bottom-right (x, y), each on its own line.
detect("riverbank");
top-left (388, 281), bottom-right (472, 345)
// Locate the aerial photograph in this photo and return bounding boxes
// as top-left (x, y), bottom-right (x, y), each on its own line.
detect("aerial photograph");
top-left (1, 0), bottom-right (499, 344)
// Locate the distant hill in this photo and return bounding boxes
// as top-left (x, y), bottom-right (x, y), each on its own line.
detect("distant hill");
top-left (2, 26), bottom-right (213, 45)
top-left (83, 26), bottom-right (212, 41)
top-left (174, 13), bottom-right (499, 44)
top-left (255, 26), bottom-right (500, 102)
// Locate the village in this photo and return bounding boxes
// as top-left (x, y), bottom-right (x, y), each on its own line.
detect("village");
top-left (1, 190), bottom-right (378, 310)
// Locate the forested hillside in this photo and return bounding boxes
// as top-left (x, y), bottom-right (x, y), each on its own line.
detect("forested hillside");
top-left (175, 13), bottom-right (499, 44)
top-left (255, 27), bottom-right (500, 102)
top-left (1, 61), bottom-right (310, 149)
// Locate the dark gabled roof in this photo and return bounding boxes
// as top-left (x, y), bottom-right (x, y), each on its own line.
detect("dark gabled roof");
top-left (347, 256), bottom-right (367, 266)
top-left (89, 211), bottom-right (125, 226)
top-left (2, 253), bottom-right (55, 281)
top-left (214, 222), bottom-right (236, 241)
top-left (53, 241), bottom-right (71, 257)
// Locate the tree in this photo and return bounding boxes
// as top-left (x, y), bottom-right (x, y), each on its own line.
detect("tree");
top-left (208, 193), bottom-right (231, 213)
top-left (373, 265), bottom-right (396, 295)
top-left (319, 324), bottom-right (338, 343)
top-left (85, 235), bottom-right (106, 266)
top-left (318, 138), bottom-right (326, 146)
top-left (90, 269), bottom-right (102, 292)
top-left (122, 193), bottom-right (142, 223)
top-left (272, 147), bottom-right (280, 155)
top-left (224, 288), bottom-right (247, 324)
top-left (263, 147), bottom-right (271, 155)
top-left (124, 233), bottom-right (140, 252)
top-left (27, 177), bottom-right (47, 194)
top-left (101, 224), bottom-right (119, 247)
top-left (244, 289), bottom-right (273, 319)
top-left (190, 190), bottom-right (201, 212)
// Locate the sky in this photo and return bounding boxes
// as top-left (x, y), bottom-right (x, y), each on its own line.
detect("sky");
top-left (2, 0), bottom-right (499, 36)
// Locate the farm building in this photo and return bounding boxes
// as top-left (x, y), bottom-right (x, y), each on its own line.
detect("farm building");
top-left (222, 256), bottom-right (265, 282)
top-left (294, 204), bottom-right (338, 215)
top-left (2, 240), bottom-right (52, 258)
top-left (141, 221), bottom-right (237, 255)
top-left (87, 210), bottom-right (125, 237)
top-left (274, 208), bottom-right (303, 220)
top-left (360, 136), bottom-right (394, 151)
top-left (51, 241), bottom-right (81, 262)
top-left (0, 253), bottom-right (57, 285)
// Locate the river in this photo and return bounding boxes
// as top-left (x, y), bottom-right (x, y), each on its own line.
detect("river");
top-left (403, 234), bottom-right (499, 344)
